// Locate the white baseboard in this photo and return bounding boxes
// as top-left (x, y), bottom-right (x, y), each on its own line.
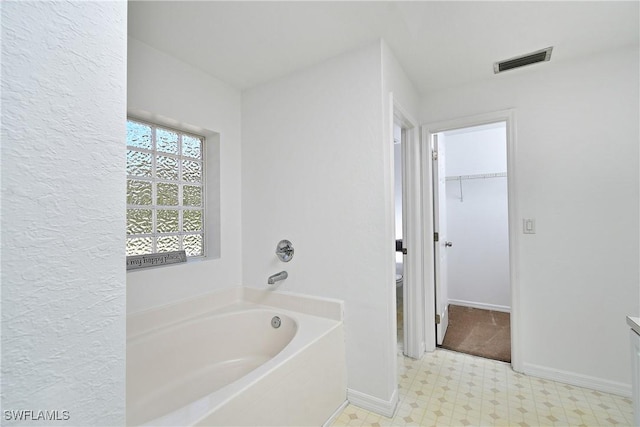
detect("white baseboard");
top-left (322, 400), bottom-right (349, 427)
top-left (448, 299), bottom-right (511, 313)
top-left (347, 388), bottom-right (398, 418)
top-left (522, 362), bottom-right (631, 398)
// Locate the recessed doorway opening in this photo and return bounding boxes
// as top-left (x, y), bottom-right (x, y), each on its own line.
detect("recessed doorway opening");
top-left (392, 100), bottom-right (424, 362)
top-left (433, 121), bottom-right (511, 362)
top-left (422, 110), bottom-right (520, 369)
top-left (393, 123), bottom-right (405, 353)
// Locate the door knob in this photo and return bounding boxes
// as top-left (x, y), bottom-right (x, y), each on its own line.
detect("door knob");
top-left (445, 241), bottom-right (453, 247)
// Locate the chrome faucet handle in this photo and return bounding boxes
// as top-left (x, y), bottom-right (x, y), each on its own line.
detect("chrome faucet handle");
top-left (275, 240), bottom-right (294, 262)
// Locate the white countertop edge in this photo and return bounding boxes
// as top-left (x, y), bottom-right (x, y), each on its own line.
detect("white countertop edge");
top-left (627, 316), bottom-right (640, 335)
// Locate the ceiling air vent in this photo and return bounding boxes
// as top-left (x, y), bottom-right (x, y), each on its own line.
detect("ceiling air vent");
top-left (494, 47), bottom-right (553, 74)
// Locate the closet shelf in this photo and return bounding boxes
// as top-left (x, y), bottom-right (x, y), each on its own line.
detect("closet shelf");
top-left (445, 172), bottom-right (507, 181)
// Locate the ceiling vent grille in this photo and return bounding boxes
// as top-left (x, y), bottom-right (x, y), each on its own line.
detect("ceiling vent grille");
top-left (494, 47), bottom-right (553, 74)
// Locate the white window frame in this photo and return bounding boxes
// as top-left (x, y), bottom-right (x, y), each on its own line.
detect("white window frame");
top-left (126, 117), bottom-right (206, 258)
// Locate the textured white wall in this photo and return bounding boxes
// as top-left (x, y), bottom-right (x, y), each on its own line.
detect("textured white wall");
top-left (242, 40), bottom-right (419, 410)
top-left (242, 42), bottom-right (393, 404)
top-left (126, 38), bottom-right (242, 313)
top-left (443, 125), bottom-right (510, 310)
top-left (1, 1), bottom-right (127, 425)
top-left (421, 46), bottom-right (639, 392)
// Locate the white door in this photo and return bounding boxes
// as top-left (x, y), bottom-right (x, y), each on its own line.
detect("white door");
top-left (432, 134), bottom-right (450, 345)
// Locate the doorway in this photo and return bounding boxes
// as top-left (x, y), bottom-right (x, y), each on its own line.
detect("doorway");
top-left (433, 122), bottom-right (511, 362)
top-left (393, 123), bottom-right (405, 353)
top-left (421, 110), bottom-right (521, 369)
top-left (392, 100), bottom-right (424, 361)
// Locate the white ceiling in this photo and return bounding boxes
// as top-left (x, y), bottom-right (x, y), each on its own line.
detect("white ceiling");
top-left (128, 1), bottom-right (639, 95)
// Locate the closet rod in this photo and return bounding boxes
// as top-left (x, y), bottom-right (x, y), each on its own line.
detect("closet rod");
top-left (445, 172), bottom-right (507, 181)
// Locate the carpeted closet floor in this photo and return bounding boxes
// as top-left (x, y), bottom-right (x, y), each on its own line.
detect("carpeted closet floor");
top-left (441, 304), bottom-right (511, 363)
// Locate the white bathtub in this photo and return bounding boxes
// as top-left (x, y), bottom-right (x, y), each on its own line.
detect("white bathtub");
top-left (127, 287), bottom-right (347, 426)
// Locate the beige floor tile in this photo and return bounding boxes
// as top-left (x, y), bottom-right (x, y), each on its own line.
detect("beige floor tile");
top-left (332, 349), bottom-right (632, 427)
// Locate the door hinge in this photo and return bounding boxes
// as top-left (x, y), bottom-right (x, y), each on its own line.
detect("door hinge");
top-left (432, 150), bottom-right (438, 161)
top-left (435, 314), bottom-right (441, 324)
top-left (434, 232), bottom-right (439, 242)
top-left (402, 248), bottom-right (407, 255)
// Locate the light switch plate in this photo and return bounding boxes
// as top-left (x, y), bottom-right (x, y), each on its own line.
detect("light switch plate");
top-left (523, 218), bottom-right (536, 234)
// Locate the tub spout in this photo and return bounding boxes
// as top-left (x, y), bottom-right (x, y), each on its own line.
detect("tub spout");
top-left (268, 271), bottom-right (288, 285)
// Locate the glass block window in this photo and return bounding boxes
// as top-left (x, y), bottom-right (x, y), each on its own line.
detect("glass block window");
top-left (126, 119), bottom-right (205, 258)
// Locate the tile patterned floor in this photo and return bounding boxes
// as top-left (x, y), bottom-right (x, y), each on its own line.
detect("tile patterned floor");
top-left (331, 349), bottom-right (634, 427)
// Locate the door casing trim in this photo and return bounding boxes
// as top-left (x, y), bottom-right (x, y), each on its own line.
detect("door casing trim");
top-left (393, 99), bottom-right (424, 359)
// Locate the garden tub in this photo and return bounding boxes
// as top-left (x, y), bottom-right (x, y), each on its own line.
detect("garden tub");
top-left (127, 287), bottom-right (346, 426)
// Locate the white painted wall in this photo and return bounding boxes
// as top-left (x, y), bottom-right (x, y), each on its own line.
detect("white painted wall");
top-left (443, 124), bottom-right (510, 310)
top-left (242, 41), bottom-right (418, 410)
top-left (126, 38), bottom-right (242, 313)
top-left (421, 46), bottom-right (639, 393)
top-left (443, 124), bottom-right (507, 176)
top-left (1, 2), bottom-right (127, 424)
top-left (242, 41), bottom-right (389, 404)
top-left (381, 41), bottom-right (421, 118)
